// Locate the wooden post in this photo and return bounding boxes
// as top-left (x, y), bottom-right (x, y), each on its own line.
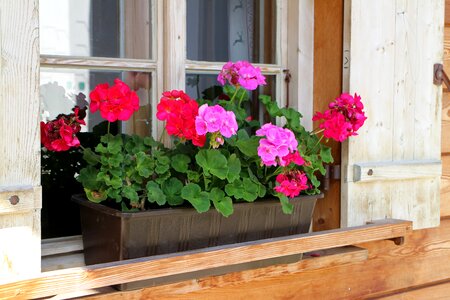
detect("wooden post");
top-left (0, 0), bottom-right (41, 279)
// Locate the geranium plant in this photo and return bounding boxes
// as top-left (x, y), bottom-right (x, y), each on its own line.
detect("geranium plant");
top-left (41, 61), bottom-right (366, 217)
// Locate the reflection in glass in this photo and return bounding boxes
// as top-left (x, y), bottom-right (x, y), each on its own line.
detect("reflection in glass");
top-left (40, 68), bottom-right (153, 136)
top-left (187, 0), bottom-right (276, 64)
top-left (186, 73), bottom-right (276, 123)
top-left (40, 0), bottom-right (152, 59)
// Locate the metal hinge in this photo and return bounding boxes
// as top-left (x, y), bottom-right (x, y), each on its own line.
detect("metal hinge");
top-left (434, 63), bottom-right (450, 90)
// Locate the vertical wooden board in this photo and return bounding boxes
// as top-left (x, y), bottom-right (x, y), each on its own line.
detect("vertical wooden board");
top-left (0, 0), bottom-right (40, 186)
top-left (0, 0), bottom-right (41, 277)
top-left (0, 210), bottom-right (40, 281)
top-left (343, 0), bottom-right (396, 227)
top-left (313, 0), bottom-right (343, 231)
top-left (343, 0), bottom-right (443, 229)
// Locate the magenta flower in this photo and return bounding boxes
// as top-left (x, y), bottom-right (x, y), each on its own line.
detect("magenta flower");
top-left (195, 104), bottom-right (238, 147)
top-left (217, 60), bottom-right (266, 91)
top-left (256, 123), bottom-right (298, 166)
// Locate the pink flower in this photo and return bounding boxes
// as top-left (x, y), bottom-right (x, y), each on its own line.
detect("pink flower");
top-left (256, 123), bottom-right (298, 166)
top-left (217, 61), bottom-right (266, 91)
top-left (274, 171), bottom-right (309, 198)
top-left (195, 104), bottom-right (238, 144)
top-left (313, 93), bottom-right (366, 142)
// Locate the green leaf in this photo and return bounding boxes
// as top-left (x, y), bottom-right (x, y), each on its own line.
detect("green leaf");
top-left (106, 134), bottom-right (123, 154)
top-left (171, 154), bottom-right (191, 173)
top-left (259, 95), bottom-right (280, 117)
top-left (144, 136), bottom-right (160, 147)
top-left (209, 188), bottom-right (233, 217)
top-left (181, 183), bottom-right (210, 213)
top-left (155, 163), bottom-right (170, 175)
top-left (227, 154), bottom-right (241, 183)
top-left (162, 178), bottom-right (184, 206)
top-left (106, 188), bottom-right (122, 203)
top-left (277, 194), bottom-right (294, 214)
top-left (236, 136), bottom-right (260, 157)
top-left (135, 152), bottom-right (154, 178)
top-left (187, 170), bottom-right (201, 183)
top-left (77, 166), bottom-right (101, 190)
top-left (84, 188), bottom-right (107, 203)
top-left (195, 149), bottom-right (228, 179)
top-left (146, 181), bottom-right (167, 205)
top-left (225, 178), bottom-right (259, 202)
top-left (122, 186), bottom-right (139, 204)
top-left (320, 146), bottom-right (334, 164)
top-left (82, 148), bottom-right (99, 166)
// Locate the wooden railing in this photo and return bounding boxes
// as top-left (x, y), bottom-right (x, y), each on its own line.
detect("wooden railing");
top-left (0, 219), bottom-right (412, 300)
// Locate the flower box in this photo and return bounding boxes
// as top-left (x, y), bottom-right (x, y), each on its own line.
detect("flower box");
top-left (73, 194), bottom-right (321, 265)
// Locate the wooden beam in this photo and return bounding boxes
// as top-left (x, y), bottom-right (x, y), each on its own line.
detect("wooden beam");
top-left (0, 219), bottom-right (411, 299)
top-left (353, 160), bottom-right (442, 182)
top-left (41, 236), bottom-right (83, 257)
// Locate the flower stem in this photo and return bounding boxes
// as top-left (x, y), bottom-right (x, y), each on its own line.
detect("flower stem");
top-left (230, 86), bottom-right (240, 103)
top-left (107, 122), bottom-right (111, 135)
top-left (238, 89), bottom-right (246, 107)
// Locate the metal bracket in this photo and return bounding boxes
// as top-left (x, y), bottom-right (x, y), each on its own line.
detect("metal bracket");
top-left (434, 63), bottom-right (450, 90)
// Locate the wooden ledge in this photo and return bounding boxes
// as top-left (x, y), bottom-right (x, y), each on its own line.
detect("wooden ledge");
top-left (0, 219), bottom-right (412, 300)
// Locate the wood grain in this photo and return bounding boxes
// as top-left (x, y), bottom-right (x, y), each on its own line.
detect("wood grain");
top-left (442, 93), bottom-right (450, 153)
top-left (353, 160), bottom-right (442, 182)
top-left (0, 219), bottom-right (411, 299)
top-left (83, 219), bottom-right (450, 300)
top-left (40, 56), bottom-right (157, 71)
top-left (376, 280), bottom-right (450, 299)
top-left (41, 236), bottom-right (83, 257)
top-left (0, 0), bottom-right (41, 278)
top-left (441, 155), bottom-right (450, 216)
top-left (342, 0), bottom-right (443, 229)
top-left (313, 0), bottom-right (343, 231)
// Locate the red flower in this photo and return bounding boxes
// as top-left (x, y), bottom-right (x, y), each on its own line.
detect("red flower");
top-left (89, 79), bottom-right (139, 122)
top-left (40, 107), bottom-right (86, 152)
top-left (274, 170), bottom-right (309, 198)
top-left (157, 90), bottom-right (206, 147)
top-left (313, 93), bottom-right (366, 142)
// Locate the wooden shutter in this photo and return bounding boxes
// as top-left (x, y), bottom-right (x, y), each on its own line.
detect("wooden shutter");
top-left (0, 0), bottom-right (41, 278)
top-left (342, 0), bottom-right (444, 229)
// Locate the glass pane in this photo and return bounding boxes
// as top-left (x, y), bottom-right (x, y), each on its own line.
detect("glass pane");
top-left (40, 68), bottom-right (153, 135)
top-left (40, 0), bottom-right (153, 59)
top-left (186, 0), bottom-right (276, 64)
top-left (186, 73), bottom-right (276, 122)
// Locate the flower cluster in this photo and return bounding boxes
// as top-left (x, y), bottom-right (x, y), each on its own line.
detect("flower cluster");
top-left (40, 107), bottom-right (86, 152)
top-left (217, 61), bottom-right (266, 90)
top-left (156, 90), bottom-right (206, 147)
top-left (256, 123), bottom-right (299, 167)
top-left (274, 171), bottom-right (309, 198)
top-left (89, 78), bottom-right (139, 122)
top-left (313, 93), bottom-right (367, 142)
top-left (195, 104), bottom-right (238, 148)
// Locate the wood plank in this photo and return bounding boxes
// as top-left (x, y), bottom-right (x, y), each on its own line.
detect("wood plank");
top-left (41, 236), bottom-right (83, 257)
top-left (312, 0), bottom-right (343, 231)
top-left (84, 218), bottom-right (450, 300)
top-left (0, 0), bottom-right (41, 278)
top-left (353, 160), bottom-right (442, 182)
top-left (376, 280), bottom-right (450, 299)
top-left (442, 154), bottom-right (450, 216)
top-left (85, 246), bottom-right (368, 300)
top-left (0, 219), bottom-right (411, 299)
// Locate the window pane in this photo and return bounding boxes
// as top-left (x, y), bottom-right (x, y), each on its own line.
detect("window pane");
top-left (186, 73), bottom-right (276, 122)
top-left (187, 0), bottom-right (276, 64)
top-left (40, 68), bottom-right (153, 136)
top-left (40, 0), bottom-right (153, 59)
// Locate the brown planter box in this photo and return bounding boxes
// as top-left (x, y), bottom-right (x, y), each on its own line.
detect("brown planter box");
top-left (73, 194), bottom-right (321, 289)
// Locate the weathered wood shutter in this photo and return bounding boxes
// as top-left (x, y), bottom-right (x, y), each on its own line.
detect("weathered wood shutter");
top-left (0, 0), bottom-right (41, 278)
top-left (342, 0), bottom-right (444, 229)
